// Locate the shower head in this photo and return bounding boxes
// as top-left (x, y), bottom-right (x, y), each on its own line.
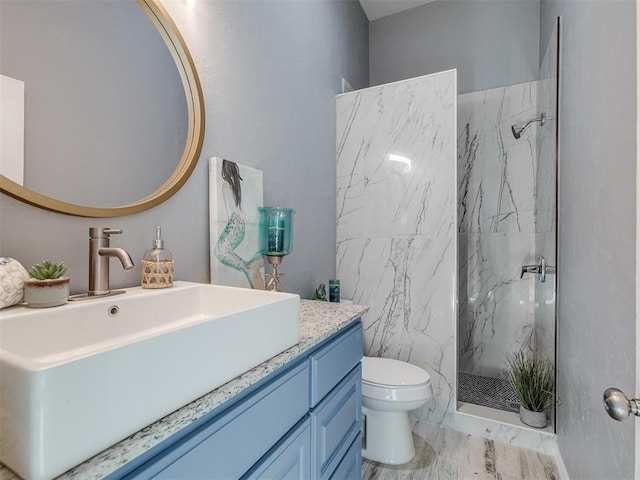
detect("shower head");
top-left (511, 124), bottom-right (523, 140)
top-left (511, 112), bottom-right (549, 140)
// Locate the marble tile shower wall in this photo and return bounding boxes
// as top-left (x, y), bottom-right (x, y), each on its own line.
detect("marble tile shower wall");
top-left (457, 81), bottom-right (541, 378)
top-left (336, 70), bottom-right (457, 424)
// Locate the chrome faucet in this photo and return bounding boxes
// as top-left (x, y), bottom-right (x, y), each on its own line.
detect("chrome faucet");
top-left (70, 228), bottom-right (134, 300)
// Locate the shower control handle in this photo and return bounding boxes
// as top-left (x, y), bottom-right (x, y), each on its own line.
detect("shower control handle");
top-left (520, 256), bottom-right (555, 283)
top-left (520, 263), bottom-right (541, 277)
top-left (603, 388), bottom-right (640, 421)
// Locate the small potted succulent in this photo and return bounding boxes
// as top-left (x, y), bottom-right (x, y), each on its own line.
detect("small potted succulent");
top-left (507, 351), bottom-right (558, 428)
top-left (24, 260), bottom-right (70, 308)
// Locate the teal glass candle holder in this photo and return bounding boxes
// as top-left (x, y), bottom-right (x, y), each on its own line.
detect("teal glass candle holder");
top-left (258, 207), bottom-right (295, 256)
top-left (258, 207), bottom-right (295, 291)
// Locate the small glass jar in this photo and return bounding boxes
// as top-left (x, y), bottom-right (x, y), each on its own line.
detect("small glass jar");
top-left (329, 279), bottom-right (340, 303)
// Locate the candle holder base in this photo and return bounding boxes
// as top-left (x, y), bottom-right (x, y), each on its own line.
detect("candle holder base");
top-left (265, 255), bottom-right (284, 292)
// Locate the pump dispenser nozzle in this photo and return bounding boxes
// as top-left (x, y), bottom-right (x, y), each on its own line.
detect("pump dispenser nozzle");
top-left (153, 226), bottom-right (164, 249)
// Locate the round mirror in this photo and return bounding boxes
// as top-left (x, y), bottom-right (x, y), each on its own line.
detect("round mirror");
top-left (0, 0), bottom-right (204, 217)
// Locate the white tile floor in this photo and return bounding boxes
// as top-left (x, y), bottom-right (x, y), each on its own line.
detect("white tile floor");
top-left (361, 422), bottom-right (559, 480)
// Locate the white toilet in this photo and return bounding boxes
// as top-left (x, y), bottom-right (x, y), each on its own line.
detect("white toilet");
top-left (361, 356), bottom-right (433, 464)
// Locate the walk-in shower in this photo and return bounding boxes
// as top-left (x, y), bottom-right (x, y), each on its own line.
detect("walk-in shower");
top-left (456, 20), bottom-right (560, 431)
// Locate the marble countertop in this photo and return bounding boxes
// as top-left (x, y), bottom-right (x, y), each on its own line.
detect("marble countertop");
top-left (0, 300), bottom-right (368, 480)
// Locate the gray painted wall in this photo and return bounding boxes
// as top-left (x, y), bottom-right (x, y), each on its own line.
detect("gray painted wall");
top-left (0, 0), bottom-right (369, 298)
top-left (369, 0), bottom-right (540, 93)
top-left (540, 1), bottom-right (636, 478)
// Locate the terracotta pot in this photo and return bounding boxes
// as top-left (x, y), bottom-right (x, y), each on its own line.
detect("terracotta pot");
top-left (24, 277), bottom-right (70, 308)
top-left (519, 406), bottom-right (547, 428)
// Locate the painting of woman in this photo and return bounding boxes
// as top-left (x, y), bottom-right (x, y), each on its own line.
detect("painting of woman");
top-left (210, 158), bottom-right (264, 289)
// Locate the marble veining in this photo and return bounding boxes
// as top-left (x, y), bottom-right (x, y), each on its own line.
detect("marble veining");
top-left (457, 81), bottom-right (541, 377)
top-left (0, 301), bottom-right (368, 480)
top-left (336, 71), bottom-right (559, 455)
top-left (442, 406), bottom-right (558, 456)
top-left (336, 70), bottom-right (457, 425)
top-left (361, 420), bottom-right (559, 479)
top-left (457, 72), bottom-right (557, 379)
top-left (452, 75), bottom-right (559, 449)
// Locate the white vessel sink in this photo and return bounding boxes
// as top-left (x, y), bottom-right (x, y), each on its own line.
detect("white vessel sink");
top-left (0, 281), bottom-right (300, 480)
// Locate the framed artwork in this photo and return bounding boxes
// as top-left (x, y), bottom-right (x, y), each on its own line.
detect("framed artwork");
top-left (209, 157), bottom-right (264, 289)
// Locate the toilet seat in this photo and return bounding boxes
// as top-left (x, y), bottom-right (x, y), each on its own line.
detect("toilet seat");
top-left (361, 357), bottom-right (432, 402)
top-left (362, 357), bottom-right (430, 387)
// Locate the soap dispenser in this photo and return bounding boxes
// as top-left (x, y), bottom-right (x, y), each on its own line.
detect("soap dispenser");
top-left (141, 226), bottom-right (174, 289)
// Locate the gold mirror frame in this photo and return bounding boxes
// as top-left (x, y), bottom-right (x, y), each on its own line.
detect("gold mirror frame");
top-left (0, 0), bottom-right (205, 217)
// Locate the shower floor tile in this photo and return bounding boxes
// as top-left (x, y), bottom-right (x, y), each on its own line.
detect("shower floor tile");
top-left (457, 372), bottom-right (520, 413)
top-left (361, 422), bottom-right (558, 480)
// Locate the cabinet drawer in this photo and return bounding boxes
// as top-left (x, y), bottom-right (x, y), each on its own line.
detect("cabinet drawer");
top-left (309, 322), bottom-right (363, 406)
top-left (242, 417), bottom-right (311, 480)
top-left (126, 361), bottom-right (309, 480)
top-left (312, 364), bottom-right (361, 479)
top-left (330, 433), bottom-right (361, 480)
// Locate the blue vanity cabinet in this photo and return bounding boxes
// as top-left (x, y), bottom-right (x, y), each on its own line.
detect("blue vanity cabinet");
top-left (115, 320), bottom-right (363, 480)
top-left (328, 434), bottom-right (361, 480)
top-left (242, 418), bottom-right (312, 479)
top-left (311, 365), bottom-right (361, 479)
top-left (309, 321), bottom-right (364, 406)
top-left (122, 361), bottom-right (311, 480)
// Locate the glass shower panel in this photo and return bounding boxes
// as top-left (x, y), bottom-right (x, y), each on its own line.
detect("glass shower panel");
top-left (456, 20), bottom-right (559, 426)
top-left (457, 81), bottom-right (539, 413)
top-left (534, 20), bottom-right (559, 369)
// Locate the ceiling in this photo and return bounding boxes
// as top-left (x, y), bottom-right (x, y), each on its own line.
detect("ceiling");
top-left (358, 0), bottom-right (436, 21)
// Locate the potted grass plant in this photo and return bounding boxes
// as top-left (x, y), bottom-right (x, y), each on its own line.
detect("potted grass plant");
top-left (24, 260), bottom-right (69, 308)
top-left (507, 351), bottom-right (557, 428)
